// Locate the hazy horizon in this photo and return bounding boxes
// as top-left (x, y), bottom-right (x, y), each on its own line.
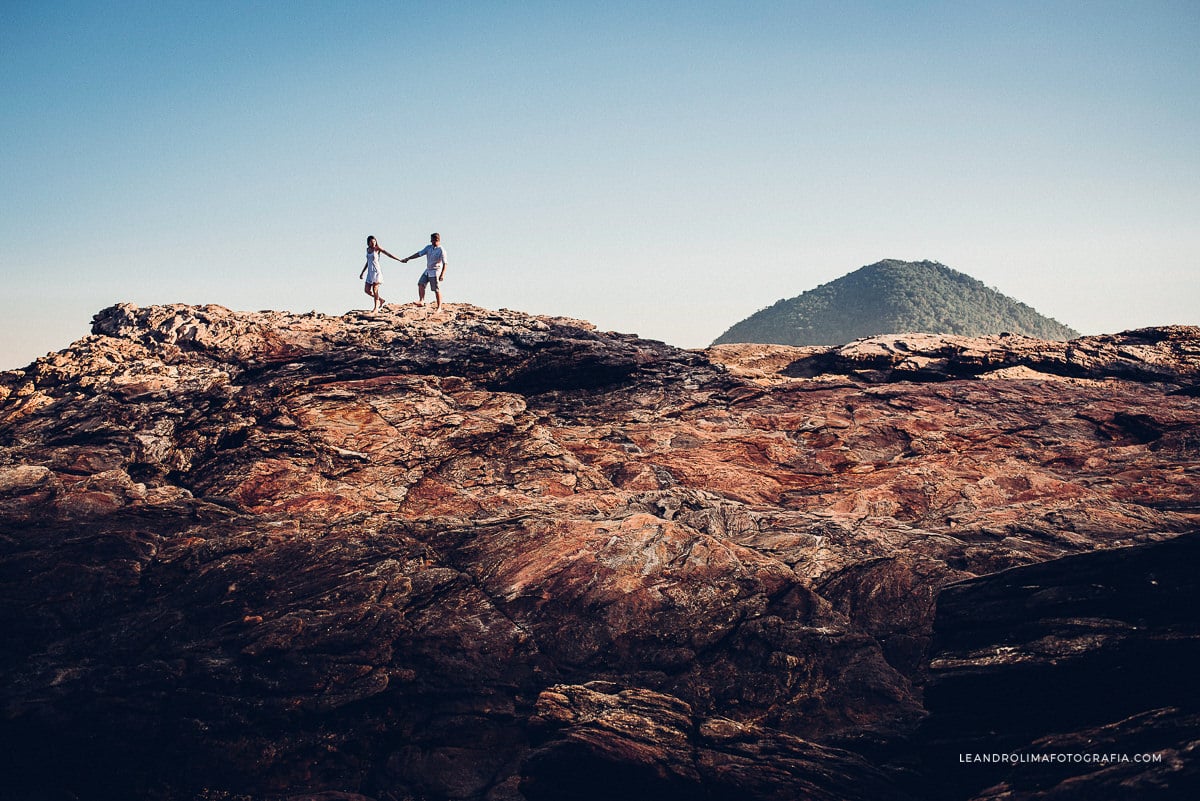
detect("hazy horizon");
top-left (3, 1), bottom-right (1198, 370)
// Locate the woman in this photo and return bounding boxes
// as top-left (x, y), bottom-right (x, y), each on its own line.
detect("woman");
top-left (358, 235), bottom-right (402, 312)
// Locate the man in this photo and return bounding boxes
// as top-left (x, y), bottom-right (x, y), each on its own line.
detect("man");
top-left (401, 232), bottom-right (448, 310)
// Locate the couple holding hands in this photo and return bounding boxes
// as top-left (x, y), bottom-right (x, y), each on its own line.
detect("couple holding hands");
top-left (360, 232), bottom-right (447, 312)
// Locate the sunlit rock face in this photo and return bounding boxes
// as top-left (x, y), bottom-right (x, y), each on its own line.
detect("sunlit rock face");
top-left (1, 303), bottom-right (1197, 800)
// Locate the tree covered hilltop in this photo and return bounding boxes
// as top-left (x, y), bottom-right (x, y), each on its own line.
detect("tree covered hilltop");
top-left (714, 259), bottom-right (1080, 346)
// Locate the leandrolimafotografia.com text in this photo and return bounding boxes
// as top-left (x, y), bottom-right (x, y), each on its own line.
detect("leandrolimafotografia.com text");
top-left (959, 752), bottom-right (1164, 765)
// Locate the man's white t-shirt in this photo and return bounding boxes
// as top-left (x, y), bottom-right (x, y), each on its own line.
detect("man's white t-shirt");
top-left (418, 245), bottom-right (446, 276)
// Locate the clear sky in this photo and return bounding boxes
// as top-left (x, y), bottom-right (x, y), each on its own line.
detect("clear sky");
top-left (2, 0), bottom-right (1197, 369)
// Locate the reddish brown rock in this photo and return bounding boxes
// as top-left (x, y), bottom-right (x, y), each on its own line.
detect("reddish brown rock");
top-left (1, 302), bottom-right (1198, 800)
top-left (709, 326), bottom-right (1200, 384)
top-left (522, 682), bottom-right (914, 801)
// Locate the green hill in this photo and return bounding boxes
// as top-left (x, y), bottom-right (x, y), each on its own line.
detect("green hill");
top-left (712, 260), bottom-right (1080, 346)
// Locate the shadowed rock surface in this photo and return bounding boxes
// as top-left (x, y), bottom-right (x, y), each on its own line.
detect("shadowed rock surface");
top-left (920, 534), bottom-right (1200, 800)
top-left (1, 303), bottom-right (1197, 800)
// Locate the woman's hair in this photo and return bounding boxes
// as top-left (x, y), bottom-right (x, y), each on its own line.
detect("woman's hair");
top-left (367, 235), bottom-right (377, 247)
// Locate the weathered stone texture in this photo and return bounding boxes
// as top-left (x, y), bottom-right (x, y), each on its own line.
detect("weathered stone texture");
top-left (1, 303), bottom-right (1197, 799)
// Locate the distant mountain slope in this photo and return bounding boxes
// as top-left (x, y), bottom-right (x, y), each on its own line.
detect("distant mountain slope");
top-left (713, 260), bottom-right (1080, 346)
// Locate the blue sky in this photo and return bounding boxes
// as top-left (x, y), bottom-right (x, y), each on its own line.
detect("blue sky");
top-left (2, 0), bottom-right (1197, 369)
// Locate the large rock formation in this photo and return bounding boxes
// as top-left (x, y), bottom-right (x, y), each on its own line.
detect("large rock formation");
top-left (1, 303), bottom-right (1197, 800)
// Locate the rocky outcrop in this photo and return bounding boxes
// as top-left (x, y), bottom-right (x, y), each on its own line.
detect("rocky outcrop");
top-left (522, 683), bottom-right (913, 801)
top-left (1, 303), bottom-right (1198, 800)
top-left (709, 326), bottom-right (1200, 385)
